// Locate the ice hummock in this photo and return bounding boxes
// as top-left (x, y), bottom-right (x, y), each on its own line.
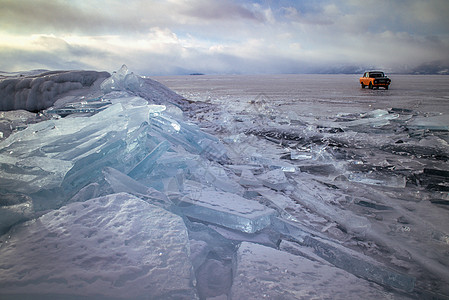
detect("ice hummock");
top-left (0, 91), bottom-right (227, 208)
top-left (1, 67), bottom-right (449, 299)
top-left (100, 64), bottom-right (143, 93)
top-left (0, 70), bottom-right (110, 111)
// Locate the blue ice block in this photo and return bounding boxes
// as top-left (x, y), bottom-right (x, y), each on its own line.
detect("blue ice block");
top-left (149, 113), bottom-right (228, 162)
top-left (178, 191), bottom-right (276, 233)
top-left (127, 140), bottom-right (171, 180)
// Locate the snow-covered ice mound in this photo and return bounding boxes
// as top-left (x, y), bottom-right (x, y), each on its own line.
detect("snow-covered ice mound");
top-left (0, 70), bottom-right (110, 111)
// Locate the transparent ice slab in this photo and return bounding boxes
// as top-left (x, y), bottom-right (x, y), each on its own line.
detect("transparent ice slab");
top-left (338, 109), bottom-right (399, 128)
top-left (100, 65), bottom-right (187, 108)
top-left (43, 96), bottom-right (112, 116)
top-left (100, 64), bottom-right (143, 93)
top-left (106, 166), bottom-right (171, 202)
top-left (250, 188), bottom-right (299, 222)
top-left (127, 140), bottom-right (171, 180)
top-left (346, 172), bottom-right (407, 188)
top-left (0, 89), bottom-right (230, 204)
top-left (149, 113), bottom-right (229, 163)
top-left (190, 163), bottom-right (244, 194)
top-left (0, 154), bottom-right (74, 194)
top-left (178, 191), bottom-right (276, 233)
top-left (151, 150), bottom-right (200, 179)
top-left (250, 154), bottom-right (297, 172)
top-left (208, 224), bottom-right (280, 247)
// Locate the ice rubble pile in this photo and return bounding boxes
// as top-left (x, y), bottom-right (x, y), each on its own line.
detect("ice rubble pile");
top-left (1, 67), bottom-right (447, 299)
top-left (219, 99), bottom-right (449, 296)
top-left (0, 72), bottom-right (228, 224)
top-left (0, 67), bottom-right (290, 299)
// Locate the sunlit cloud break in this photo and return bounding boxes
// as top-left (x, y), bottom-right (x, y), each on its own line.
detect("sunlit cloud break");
top-left (1, 0), bottom-right (448, 75)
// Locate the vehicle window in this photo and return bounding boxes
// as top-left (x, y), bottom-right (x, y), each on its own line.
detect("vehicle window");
top-left (370, 72), bottom-right (383, 78)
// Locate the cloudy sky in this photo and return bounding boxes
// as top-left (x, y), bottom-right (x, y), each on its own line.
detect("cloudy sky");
top-left (1, 0), bottom-right (449, 75)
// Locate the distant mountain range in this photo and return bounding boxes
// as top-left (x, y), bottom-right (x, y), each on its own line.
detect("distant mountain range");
top-left (406, 61), bottom-right (449, 75)
top-left (2, 61), bottom-right (448, 76)
top-left (307, 61), bottom-right (449, 75)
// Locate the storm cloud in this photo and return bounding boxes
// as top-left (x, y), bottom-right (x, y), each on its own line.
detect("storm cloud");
top-left (1, 0), bottom-right (448, 74)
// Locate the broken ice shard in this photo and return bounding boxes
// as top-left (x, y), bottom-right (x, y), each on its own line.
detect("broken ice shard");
top-left (231, 242), bottom-right (394, 299)
top-left (257, 168), bottom-right (290, 191)
top-left (192, 164), bottom-right (244, 194)
top-left (292, 183), bottom-right (371, 235)
top-left (43, 97), bottom-right (112, 116)
top-left (62, 137), bottom-right (127, 193)
top-left (407, 114), bottom-right (449, 131)
top-left (250, 155), bottom-right (297, 172)
top-left (209, 225), bottom-right (280, 248)
top-left (303, 236), bottom-right (415, 292)
top-left (238, 169), bottom-right (262, 187)
top-left (178, 190), bottom-right (276, 233)
top-left (272, 217), bottom-right (415, 292)
top-left (100, 64), bottom-right (143, 93)
top-left (127, 140), bottom-right (171, 180)
top-left (340, 109), bottom-right (399, 128)
top-left (102, 167), bottom-right (173, 209)
top-left (149, 113), bottom-right (228, 162)
top-left (381, 143), bottom-right (449, 161)
top-left (290, 149), bottom-right (313, 160)
top-left (347, 172), bottom-right (406, 188)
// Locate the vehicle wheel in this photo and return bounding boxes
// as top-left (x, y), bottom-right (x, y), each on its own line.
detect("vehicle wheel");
top-left (385, 86), bottom-right (389, 90)
top-left (361, 83), bottom-right (365, 88)
top-left (369, 82), bottom-right (373, 89)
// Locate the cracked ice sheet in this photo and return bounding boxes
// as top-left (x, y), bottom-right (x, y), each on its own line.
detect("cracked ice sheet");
top-left (0, 193), bottom-right (197, 300)
top-left (231, 242), bottom-right (402, 300)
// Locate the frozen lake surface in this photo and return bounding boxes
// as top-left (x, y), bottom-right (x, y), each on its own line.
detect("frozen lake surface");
top-left (1, 69), bottom-right (448, 299)
top-left (153, 74), bottom-right (449, 116)
top-left (155, 73), bottom-right (449, 298)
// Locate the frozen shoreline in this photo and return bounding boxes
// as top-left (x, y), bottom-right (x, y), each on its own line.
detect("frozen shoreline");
top-left (1, 67), bottom-right (448, 299)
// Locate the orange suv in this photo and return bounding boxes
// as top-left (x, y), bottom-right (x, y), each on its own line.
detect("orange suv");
top-left (360, 71), bottom-right (391, 90)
